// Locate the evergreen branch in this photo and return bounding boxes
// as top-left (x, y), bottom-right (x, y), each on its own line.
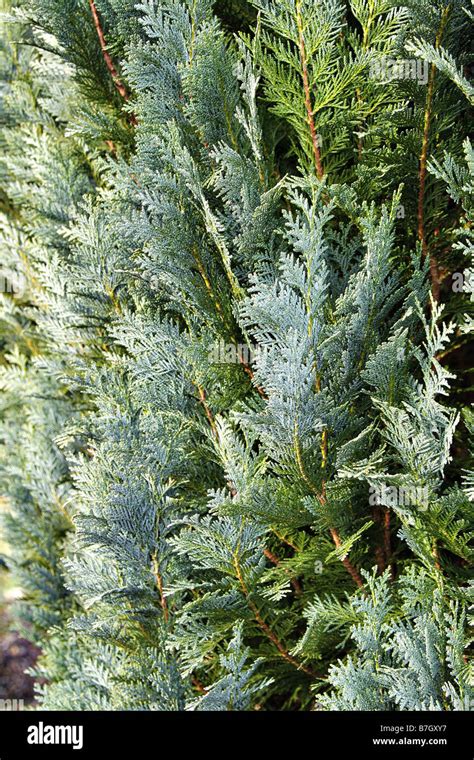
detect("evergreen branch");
top-left (271, 529), bottom-right (300, 553)
top-left (191, 675), bottom-right (206, 694)
top-left (384, 507), bottom-right (394, 581)
top-left (2, 0), bottom-right (471, 712)
top-left (238, 352), bottom-right (268, 398)
top-left (328, 527), bottom-right (365, 589)
top-left (190, 244), bottom-right (267, 398)
top-left (233, 551), bottom-right (318, 676)
top-left (294, 427), bottom-right (364, 589)
top-left (417, 4), bottom-right (451, 302)
top-left (295, 0), bottom-right (324, 179)
top-left (197, 384), bottom-right (218, 438)
top-left (152, 551), bottom-right (169, 623)
top-left (88, 0), bottom-right (127, 99)
top-left (263, 547), bottom-right (302, 595)
top-left (88, 0), bottom-right (137, 124)
top-left (373, 506), bottom-right (387, 574)
top-left (191, 243), bottom-right (224, 316)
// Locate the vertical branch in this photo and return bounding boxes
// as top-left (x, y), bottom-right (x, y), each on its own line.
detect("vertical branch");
top-left (88, 0), bottom-right (136, 126)
top-left (190, 245), bottom-right (267, 399)
top-left (295, 2), bottom-right (324, 179)
top-left (237, 352), bottom-right (268, 399)
top-left (202, 405), bottom-right (302, 598)
top-left (294, 428), bottom-right (364, 589)
top-left (383, 508), bottom-right (395, 581)
top-left (88, 0), bottom-right (128, 99)
top-left (328, 527), bottom-right (365, 589)
top-left (417, 5), bottom-right (451, 301)
top-left (373, 506), bottom-right (387, 575)
top-left (152, 551), bottom-right (169, 623)
top-left (372, 505), bottom-right (395, 580)
top-left (233, 553), bottom-right (318, 676)
top-left (197, 385), bottom-right (218, 439)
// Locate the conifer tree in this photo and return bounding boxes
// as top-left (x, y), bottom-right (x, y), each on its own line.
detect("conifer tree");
top-left (0, 0), bottom-right (472, 711)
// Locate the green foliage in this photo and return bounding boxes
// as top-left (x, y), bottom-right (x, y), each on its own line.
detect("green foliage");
top-left (319, 568), bottom-right (473, 711)
top-left (0, 0), bottom-right (472, 712)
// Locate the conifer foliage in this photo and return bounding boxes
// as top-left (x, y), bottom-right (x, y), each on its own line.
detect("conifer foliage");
top-left (0, 0), bottom-right (472, 710)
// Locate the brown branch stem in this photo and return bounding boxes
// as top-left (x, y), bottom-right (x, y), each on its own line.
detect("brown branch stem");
top-left (383, 508), bottom-right (395, 581)
top-left (237, 353), bottom-right (268, 399)
top-left (263, 547), bottom-right (302, 595)
top-left (272, 529), bottom-right (300, 553)
top-left (296, 2), bottom-right (324, 179)
top-left (197, 385), bottom-right (218, 439)
top-left (88, 0), bottom-right (137, 124)
top-left (234, 555), bottom-right (318, 677)
top-left (328, 527), bottom-right (365, 589)
top-left (417, 5), bottom-right (451, 301)
top-left (294, 430), bottom-right (364, 589)
top-left (192, 676), bottom-right (206, 694)
top-left (152, 552), bottom-right (169, 623)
